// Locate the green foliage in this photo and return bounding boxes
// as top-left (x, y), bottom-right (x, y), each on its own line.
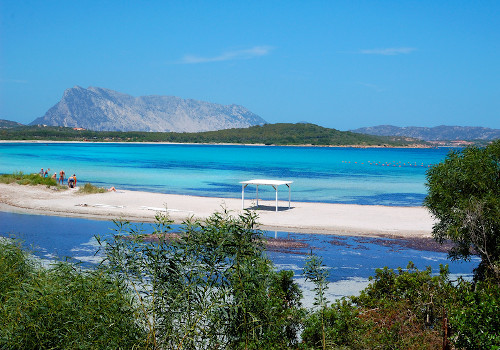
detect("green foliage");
top-left (303, 253), bottom-right (330, 350)
top-left (78, 182), bottom-right (107, 193)
top-left (301, 298), bottom-right (364, 349)
top-left (0, 171), bottom-right (59, 187)
top-left (447, 280), bottom-right (500, 349)
top-left (0, 123), bottom-right (427, 147)
top-left (304, 253), bottom-right (330, 309)
top-left (424, 140), bottom-right (500, 281)
top-left (0, 239), bottom-right (34, 301)
top-left (100, 209), bottom-right (303, 349)
top-left (302, 262), bottom-right (453, 349)
top-left (0, 240), bottom-right (147, 349)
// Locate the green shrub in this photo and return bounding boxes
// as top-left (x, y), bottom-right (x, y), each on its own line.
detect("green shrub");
top-left (78, 182), bottom-right (107, 193)
top-left (0, 171), bottom-right (58, 187)
top-left (101, 209), bottom-right (303, 349)
top-left (448, 280), bottom-right (500, 349)
top-left (0, 241), bottom-right (147, 349)
top-left (301, 263), bottom-right (453, 349)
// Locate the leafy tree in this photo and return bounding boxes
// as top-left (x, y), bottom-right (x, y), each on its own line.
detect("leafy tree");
top-left (424, 140), bottom-right (500, 282)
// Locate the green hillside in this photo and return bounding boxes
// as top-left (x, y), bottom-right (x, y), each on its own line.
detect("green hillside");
top-left (0, 123), bottom-right (427, 147)
top-left (0, 119), bottom-right (24, 128)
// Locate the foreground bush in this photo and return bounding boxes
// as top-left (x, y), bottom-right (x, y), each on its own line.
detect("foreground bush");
top-left (101, 209), bottom-right (304, 349)
top-left (301, 262), bottom-right (500, 350)
top-left (302, 263), bottom-right (449, 349)
top-left (0, 240), bottom-right (147, 349)
top-left (2, 211), bottom-right (499, 349)
top-left (448, 280), bottom-right (500, 349)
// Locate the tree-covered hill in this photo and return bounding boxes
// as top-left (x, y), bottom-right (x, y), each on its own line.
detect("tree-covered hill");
top-left (0, 123), bottom-right (428, 147)
top-left (0, 119), bottom-right (24, 128)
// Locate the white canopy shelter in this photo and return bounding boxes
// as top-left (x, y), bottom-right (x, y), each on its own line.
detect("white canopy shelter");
top-left (240, 179), bottom-right (293, 212)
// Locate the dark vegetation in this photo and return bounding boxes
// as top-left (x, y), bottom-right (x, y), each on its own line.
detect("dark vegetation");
top-left (1, 143), bottom-right (498, 348)
top-left (425, 140), bottom-right (500, 282)
top-left (0, 123), bottom-right (427, 147)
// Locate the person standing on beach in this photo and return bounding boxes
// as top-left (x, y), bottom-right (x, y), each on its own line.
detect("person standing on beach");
top-left (51, 172), bottom-right (57, 180)
top-left (39, 168), bottom-right (44, 177)
top-left (59, 170), bottom-right (65, 185)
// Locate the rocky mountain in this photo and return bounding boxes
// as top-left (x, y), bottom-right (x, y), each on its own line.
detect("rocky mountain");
top-left (352, 125), bottom-right (500, 141)
top-left (30, 86), bottom-right (267, 132)
top-left (0, 119), bottom-right (24, 128)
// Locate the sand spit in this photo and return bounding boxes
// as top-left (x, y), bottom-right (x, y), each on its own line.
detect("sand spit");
top-left (0, 183), bottom-right (435, 239)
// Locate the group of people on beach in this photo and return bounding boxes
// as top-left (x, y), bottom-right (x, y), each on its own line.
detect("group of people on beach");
top-left (38, 168), bottom-right (118, 191)
top-left (39, 168), bottom-right (77, 188)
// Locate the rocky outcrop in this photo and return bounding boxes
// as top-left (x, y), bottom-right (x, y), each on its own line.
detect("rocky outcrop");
top-left (30, 86), bottom-right (266, 132)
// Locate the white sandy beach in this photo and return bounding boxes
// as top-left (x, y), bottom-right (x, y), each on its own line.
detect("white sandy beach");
top-left (0, 183), bottom-right (435, 238)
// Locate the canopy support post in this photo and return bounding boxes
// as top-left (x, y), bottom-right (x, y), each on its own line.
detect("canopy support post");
top-left (241, 184), bottom-right (248, 209)
top-left (272, 185), bottom-right (278, 212)
top-left (287, 184), bottom-right (291, 209)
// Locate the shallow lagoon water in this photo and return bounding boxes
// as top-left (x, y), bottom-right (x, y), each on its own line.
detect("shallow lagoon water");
top-left (0, 143), bottom-right (452, 206)
top-left (0, 211), bottom-right (478, 303)
top-left (0, 143), bottom-right (470, 302)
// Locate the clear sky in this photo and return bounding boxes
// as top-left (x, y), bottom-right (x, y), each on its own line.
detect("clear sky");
top-left (1, 1), bottom-right (499, 130)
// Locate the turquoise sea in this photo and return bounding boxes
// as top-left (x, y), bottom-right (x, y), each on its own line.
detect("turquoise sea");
top-left (0, 142), bottom-right (452, 206)
top-left (1, 143), bottom-right (477, 300)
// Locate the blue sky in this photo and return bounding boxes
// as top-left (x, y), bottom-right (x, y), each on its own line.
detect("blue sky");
top-left (1, 1), bottom-right (499, 130)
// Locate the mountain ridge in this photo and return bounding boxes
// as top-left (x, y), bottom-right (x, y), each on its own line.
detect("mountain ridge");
top-left (352, 125), bottom-right (500, 141)
top-left (30, 86), bottom-right (267, 132)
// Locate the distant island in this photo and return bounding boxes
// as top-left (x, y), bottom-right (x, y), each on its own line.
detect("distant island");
top-left (0, 122), bottom-right (427, 147)
top-left (29, 86), bottom-right (266, 132)
top-left (1, 85), bottom-right (497, 147)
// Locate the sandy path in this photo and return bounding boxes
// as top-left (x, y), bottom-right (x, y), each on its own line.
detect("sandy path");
top-left (0, 183), bottom-right (435, 238)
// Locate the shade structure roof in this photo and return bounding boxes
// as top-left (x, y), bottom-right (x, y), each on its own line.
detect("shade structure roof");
top-left (239, 179), bottom-right (293, 186)
top-left (240, 179), bottom-right (293, 212)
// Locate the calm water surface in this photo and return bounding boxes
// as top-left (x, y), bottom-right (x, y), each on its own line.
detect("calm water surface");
top-left (0, 212), bottom-right (478, 300)
top-left (0, 142), bottom-right (453, 206)
top-left (1, 143), bottom-right (470, 300)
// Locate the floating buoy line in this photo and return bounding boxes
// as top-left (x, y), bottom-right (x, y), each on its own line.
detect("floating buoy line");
top-left (341, 160), bottom-right (434, 168)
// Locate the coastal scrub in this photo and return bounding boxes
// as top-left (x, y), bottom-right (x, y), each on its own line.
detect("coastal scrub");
top-left (0, 171), bottom-right (59, 187)
top-left (0, 239), bottom-right (147, 349)
top-left (78, 182), bottom-right (107, 193)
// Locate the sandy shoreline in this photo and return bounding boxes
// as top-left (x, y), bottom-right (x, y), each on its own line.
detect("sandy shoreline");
top-left (0, 139), bottom-right (432, 148)
top-left (0, 183), bottom-right (435, 239)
